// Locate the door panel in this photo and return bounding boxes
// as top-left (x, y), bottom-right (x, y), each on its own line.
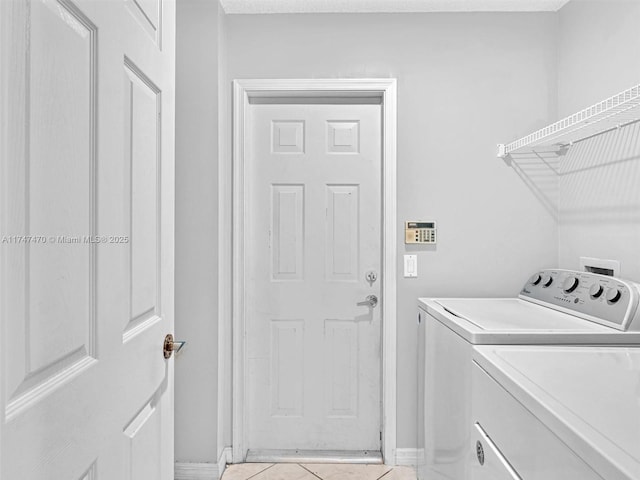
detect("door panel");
top-left (3, 0), bottom-right (98, 419)
top-left (125, 0), bottom-right (162, 47)
top-left (0, 1), bottom-right (175, 478)
top-left (123, 59), bottom-right (161, 339)
top-left (246, 103), bottom-right (382, 452)
top-left (123, 391), bottom-right (165, 480)
top-left (271, 184), bottom-right (305, 281)
top-left (324, 319), bottom-right (358, 417)
top-left (326, 184), bottom-right (359, 281)
top-left (270, 320), bottom-right (305, 416)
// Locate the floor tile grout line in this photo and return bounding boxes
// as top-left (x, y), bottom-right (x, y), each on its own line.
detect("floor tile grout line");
top-left (298, 463), bottom-right (325, 480)
top-left (243, 463), bottom-right (276, 480)
top-left (376, 468), bottom-right (393, 480)
top-left (222, 463), bottom-right (417, 480)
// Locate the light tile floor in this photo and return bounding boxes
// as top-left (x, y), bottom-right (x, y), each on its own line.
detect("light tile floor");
top-left (221, 463), bottom-right (416, 480)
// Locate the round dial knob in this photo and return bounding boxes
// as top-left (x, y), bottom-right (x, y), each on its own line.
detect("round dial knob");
top-left (562, 276), bottom-right (579, 293)
top-left (606, 288), bottom-right (622, 304)
top-left (589, 284), bottom-right (604, 298)
top-left (529, 274), bottom-right (542, 286)
top-left (541, 275), bottom-right (553, 288)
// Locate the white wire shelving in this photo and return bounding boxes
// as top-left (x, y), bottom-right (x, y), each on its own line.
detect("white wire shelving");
top-left (497, 83), bottom-right (640, 162)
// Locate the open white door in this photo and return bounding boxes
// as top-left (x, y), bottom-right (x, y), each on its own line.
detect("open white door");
top-left (0, 1), bottom-right (175, 479)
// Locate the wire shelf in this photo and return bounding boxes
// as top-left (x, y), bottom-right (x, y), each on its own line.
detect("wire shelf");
top-left (498, 83), bottom-right (640, 160)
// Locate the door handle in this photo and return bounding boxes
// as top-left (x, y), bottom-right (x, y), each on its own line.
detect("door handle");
top-left (357, 295), bottom-right (378, 308)
top-left (163, 334), bottom-right (186, 359)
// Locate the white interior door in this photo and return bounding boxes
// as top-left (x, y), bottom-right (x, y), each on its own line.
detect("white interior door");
top-left (246, 101), bottom-right (382, 453)
top-left (0, 1), bottom-right (175, 479)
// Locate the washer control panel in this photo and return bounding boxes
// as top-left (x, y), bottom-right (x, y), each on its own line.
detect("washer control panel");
top-left (519, 269), bottom-right (640, 331)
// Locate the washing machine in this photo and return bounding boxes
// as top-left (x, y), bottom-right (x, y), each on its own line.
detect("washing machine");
top-left (471, 345), bottom-right (640, 480)
top-left (416, 269), bottom-right (640, 480)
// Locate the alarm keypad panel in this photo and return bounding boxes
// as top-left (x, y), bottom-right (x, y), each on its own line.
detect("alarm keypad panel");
top-left (405, 221), bottom-right (437, 244)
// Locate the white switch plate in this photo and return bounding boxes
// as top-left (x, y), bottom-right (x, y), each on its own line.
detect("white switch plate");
top-left (404, 254), bottom-right (418, 278)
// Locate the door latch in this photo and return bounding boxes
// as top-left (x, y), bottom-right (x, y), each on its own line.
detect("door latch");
top-left (163, 334), bottom-right (186, 359)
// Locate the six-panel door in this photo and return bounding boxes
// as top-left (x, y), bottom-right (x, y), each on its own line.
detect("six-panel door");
top-left (246, 102), bottom-right (383, 452)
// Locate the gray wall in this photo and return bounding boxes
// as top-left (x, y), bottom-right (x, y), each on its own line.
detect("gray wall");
top-left (175, 0), bottom-right (640, 461)
top-left (216, 2), bottom-right (233, 461)
top-left (557, 0), bottom-right (640, 281)
top-left (224, 12), bottom-right (559, 448)
top-left (175, 0), bottom-right (224, 464)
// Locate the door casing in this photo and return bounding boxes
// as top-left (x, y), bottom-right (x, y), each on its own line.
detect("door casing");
top-left (230, 79), bottom-right (397, 464)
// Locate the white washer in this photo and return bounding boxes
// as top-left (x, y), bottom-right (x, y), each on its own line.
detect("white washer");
top-left (471, 345), bottom-right (640, 480)
top-left (416, 269), bottom-right (640, 480)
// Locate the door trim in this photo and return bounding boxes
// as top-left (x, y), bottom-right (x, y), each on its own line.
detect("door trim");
top-left (231, 78), bottom-right (397, 464)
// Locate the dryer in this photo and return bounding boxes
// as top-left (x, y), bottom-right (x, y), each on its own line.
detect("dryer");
top-left (471, 345), bottom-right (640, 480)
top-left (416, 269), bottom-right (640, 480)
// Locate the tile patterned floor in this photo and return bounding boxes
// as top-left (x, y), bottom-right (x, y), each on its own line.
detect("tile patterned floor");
top-left (221, 463), bottom-right (416, 480)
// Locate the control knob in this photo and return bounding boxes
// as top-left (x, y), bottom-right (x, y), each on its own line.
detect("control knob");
top-left (541, 275), bottom-right (553, 288)
top-left (606, 288), bottom-right (622, 304)
top-left (529, 274), bottom-right (542, 286)
top-left (562, 276), bottom-right (579, 293)
top-left (589, 284), bottom-right (604, 298)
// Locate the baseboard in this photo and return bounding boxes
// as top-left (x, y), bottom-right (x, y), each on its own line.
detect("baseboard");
top-left (218, 446), bottom-right (232, 477)
top-left (395, 448), bottom-right (419, 467)
top-left (174, 462), bottom-right (218, 480)
top-left (175, 446), bottom-right (231, 480)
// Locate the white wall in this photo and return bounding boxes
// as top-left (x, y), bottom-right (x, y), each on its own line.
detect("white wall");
top-left (216, 1), bottom-right (233, 461)
top-left (175, 0), bottom-right (225, 464)
top-left (557, 0), bottom-right (640, 281)
top-left (223, 12), bottom-right (559, 448)
top-left (175, 0), bottom-right (640, 460)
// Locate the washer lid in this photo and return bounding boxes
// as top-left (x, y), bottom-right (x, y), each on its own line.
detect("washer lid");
top-left (432, 298), bottom-right (610, 331)
top-left (474, 345), bottom-right (640, 480)
top-left (417, 298), bottom-right (640, 344)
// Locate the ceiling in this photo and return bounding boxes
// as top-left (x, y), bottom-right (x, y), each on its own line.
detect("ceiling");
top-left (219, 0), bottom-right (572, 14)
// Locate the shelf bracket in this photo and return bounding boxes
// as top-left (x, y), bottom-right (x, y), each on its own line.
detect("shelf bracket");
top-left (497, 143), bottom-right (568, 166)
top-left (496, 144), bottom-right (512, 165)
top-left (497, 143), bottom-right (506, 158)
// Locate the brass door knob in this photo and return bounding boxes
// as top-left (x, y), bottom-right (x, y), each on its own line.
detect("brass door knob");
top-left (163, 334), bottom-right (186, 359)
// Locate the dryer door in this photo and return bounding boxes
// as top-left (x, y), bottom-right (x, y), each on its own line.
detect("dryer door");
top-left (470, 423), bottom-right (522, 480)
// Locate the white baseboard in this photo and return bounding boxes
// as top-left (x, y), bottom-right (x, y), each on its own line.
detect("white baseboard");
top-left (175, 447), bottom-right (231, 480)
top-left (395, 448), bottom-right (419, 467)
top-left (174, 462), bottom-right (218, 480)
top-left (218, 446), bottom-right (232, 477)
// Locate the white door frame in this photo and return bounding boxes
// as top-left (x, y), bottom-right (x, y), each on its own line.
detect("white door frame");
top-left (231, 78), bottom-right (397, 464)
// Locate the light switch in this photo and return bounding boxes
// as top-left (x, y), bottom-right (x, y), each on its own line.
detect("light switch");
top-left (404, 254), bottom-right (418, 278)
